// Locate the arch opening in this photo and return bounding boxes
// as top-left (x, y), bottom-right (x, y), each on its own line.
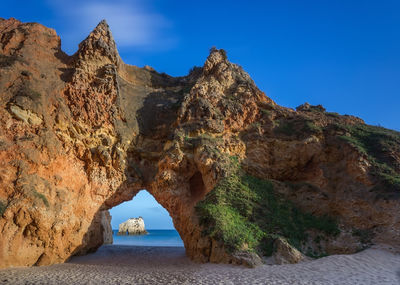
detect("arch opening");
top-left (107, 190), bottom-right (184, 247)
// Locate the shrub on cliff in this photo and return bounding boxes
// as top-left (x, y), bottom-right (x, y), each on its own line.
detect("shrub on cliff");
top-left (196, 157), bottom-right (340, 257)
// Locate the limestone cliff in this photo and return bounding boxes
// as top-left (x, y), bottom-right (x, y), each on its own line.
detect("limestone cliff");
top-left (118, 217), bottom-right (147, 235)
top-left (0, 18), bottom-right (399, 268)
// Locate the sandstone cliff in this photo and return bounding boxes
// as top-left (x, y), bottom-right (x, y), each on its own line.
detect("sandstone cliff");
top-left (118, 217), bottom-right (147, 235)
top-left (0, 18), bottom-right (399, 268)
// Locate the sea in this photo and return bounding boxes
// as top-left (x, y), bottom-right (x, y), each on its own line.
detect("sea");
top-left (112, 229), bottom-right (184, 247)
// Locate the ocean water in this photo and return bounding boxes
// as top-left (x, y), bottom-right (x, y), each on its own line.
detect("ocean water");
top-left (112, 229), bottom-right (184, 247)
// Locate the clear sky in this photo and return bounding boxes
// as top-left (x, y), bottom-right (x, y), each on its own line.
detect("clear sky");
top-left (109, 191), bottom-right (174, 230)
top-left (3, 0), bottom-right (399, 229)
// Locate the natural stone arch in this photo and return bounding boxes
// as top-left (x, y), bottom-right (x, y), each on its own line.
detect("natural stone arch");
top-left (0, 18), bottom-right (272, 267)
top-left (93, 145), bottom-right (219, 263)
top-left (1, 18), bottom-right (400, 269)
top-left (84, 169), bottom-right (212, 263)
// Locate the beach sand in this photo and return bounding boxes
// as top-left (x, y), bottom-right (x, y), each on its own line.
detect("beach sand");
top-left (1, 245), bottom-right (399, 284)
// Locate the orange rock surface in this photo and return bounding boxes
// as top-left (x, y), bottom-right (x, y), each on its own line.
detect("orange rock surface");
top-left (0, 18), bottom-right (399, 268)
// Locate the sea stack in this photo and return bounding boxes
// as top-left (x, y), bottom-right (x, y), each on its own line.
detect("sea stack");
top-left (118, 217), bottom-right (148, 235)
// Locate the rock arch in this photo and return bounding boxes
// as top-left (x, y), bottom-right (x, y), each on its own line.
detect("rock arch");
top-left (0, 19), bottom-right (241, 267)
top-left (1, 18), bottom-right (400, 269)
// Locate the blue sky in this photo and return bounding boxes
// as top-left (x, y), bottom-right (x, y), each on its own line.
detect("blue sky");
top-left (109, 191), bottom-right (173, 230)
top-left (3, 1), bottom-right (399, 229)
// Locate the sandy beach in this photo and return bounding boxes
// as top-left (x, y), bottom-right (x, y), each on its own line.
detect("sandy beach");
top-left (0, 245), bottom-right (399, 285)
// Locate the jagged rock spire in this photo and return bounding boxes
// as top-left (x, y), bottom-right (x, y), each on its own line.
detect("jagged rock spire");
top-left (203, 47), bottom-right (228, 75)
top-left (76, 19), bottom-right (120, 65)
top-left (65, 20), bottom-right (121, 127)
top-left (202, 47), bottom-right (255, 87)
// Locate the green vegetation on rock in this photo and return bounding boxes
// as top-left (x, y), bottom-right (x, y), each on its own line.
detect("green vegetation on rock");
top-left (0, 201), bottom-right (6, 216)
top-left (325, 112), bottom-right (340, 118)
top-left (274, 121), bottom-right (296, 136)
top-left (352, 228), bottom-right (374, 246)
top-left (33, 191), bottom-right (49, 207)
top-left (184, 133), bottom-right (223, 149)
top-left (260, 108), bottom-right (270, 116)
top-left (302, 121), bottom-right (322, 134)
top-left (196, 157), bottom-right (340, 256)
top-left (339, 124), bottom-right (400, 195)
top-left (274, 120), bottom-right (322, 137)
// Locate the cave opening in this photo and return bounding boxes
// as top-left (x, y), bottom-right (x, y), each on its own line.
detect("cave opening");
top-left (107, 190), bottom-right (184, 247)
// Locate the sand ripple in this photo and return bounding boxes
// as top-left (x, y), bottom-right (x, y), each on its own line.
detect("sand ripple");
top-left (1, 245), bottom-right (399, 284)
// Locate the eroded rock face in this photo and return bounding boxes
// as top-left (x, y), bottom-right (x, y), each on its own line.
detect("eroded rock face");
top-left (0, 18), bottom-right (399, 268)
top-left (118, 217), bottom-right (147, 235)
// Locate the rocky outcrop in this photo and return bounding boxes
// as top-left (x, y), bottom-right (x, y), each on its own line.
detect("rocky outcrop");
top-left (101, 211), bottom-right (113, 244)
top-left (0, 18), bottom-right (399, 268)
top-left (118, 217), bottom-right (147, 235)
top-left (273, 237), bottom-right (305, 264)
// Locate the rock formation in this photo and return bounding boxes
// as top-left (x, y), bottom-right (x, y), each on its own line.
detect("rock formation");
top-left (273, 237), bottom-right (305, 265)
top-left (0, 18), bottom-right (399, 268)
top-left (101, 211), bottom-right (113, 244)
top-left (118, 217), bottom-right (147, 235)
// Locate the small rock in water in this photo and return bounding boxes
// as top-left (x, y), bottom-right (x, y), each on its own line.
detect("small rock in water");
top-left (118, 217), bottom-right (148, 235)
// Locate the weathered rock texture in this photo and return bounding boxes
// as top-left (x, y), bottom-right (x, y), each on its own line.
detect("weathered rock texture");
top-left (101, 211), bottom-right (113, 244)
top-left (0, 18), bottom-right (399, 268)
top-left (118, 217), bottom-right (147, 235)
top-left (273, 237), bottom-right (305, 265)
